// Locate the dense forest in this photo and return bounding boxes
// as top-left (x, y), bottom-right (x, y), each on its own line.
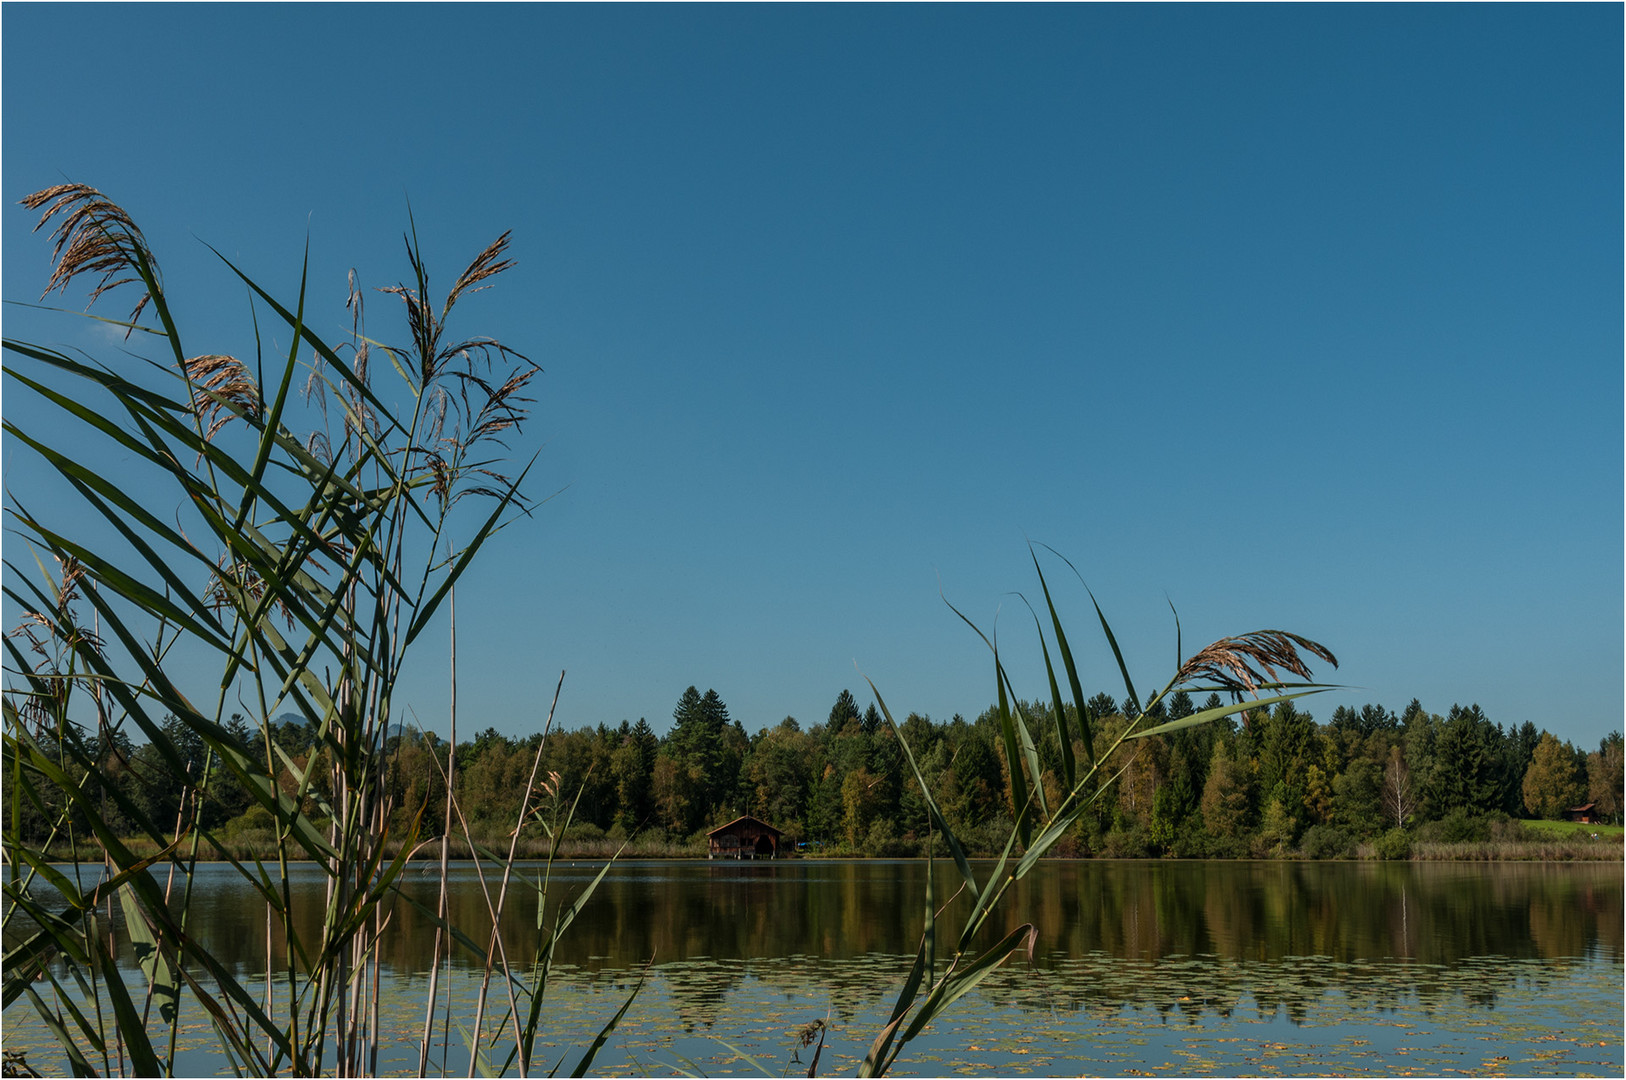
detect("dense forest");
top-left (27, 684), bottom-right (1623, 860)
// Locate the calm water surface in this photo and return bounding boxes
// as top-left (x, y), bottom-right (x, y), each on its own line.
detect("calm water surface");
top-left (5, 859), bottom-right (1621, 1075)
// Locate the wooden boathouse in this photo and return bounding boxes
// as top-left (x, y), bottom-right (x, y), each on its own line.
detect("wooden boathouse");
top-left (706, 815), bottom-right (783, 859)
top-left (1564, 802), bottom-right (1602, 824)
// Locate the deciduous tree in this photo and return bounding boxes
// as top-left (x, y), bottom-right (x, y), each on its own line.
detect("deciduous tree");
top-left (1587, 731), bottom-right (1624, 824)
top-left (1383, 745), bottom-right (1417, 829)
top-left (1522, 732), bottom-right (1585, 820)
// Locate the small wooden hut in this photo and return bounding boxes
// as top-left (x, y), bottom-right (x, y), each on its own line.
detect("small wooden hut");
top-left (706, 815), bottom-right (783, 859)
top-left (1564, 802), bottom-right (1601, 824)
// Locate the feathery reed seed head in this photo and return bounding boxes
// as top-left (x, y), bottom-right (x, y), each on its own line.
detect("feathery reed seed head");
top-left (184, 354), bottom-right (263, 443)
top-left (1174, 630), bottom-right (1338, 700)
top-left (446, 231), bottom-right (515, 310)
top-left (21, 184), bottom-right (156, 331)
top-left (205, 556), bottom-right (295, 628)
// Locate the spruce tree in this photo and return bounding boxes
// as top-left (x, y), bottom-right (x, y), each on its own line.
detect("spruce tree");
top-left (668, 686), bottom-right (709, 764)
top-left (828, 689), bottom-right (861, 730)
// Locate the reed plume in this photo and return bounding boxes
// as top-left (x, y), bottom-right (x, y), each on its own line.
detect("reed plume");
top-left (1173, 630), bottom-right (1338, 699)
top-left (182, 354), bottom-right (262, 443)
top-left (21, 184), bottom-right (157, 329)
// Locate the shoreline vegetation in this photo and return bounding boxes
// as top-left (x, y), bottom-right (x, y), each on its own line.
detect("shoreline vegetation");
top-left (27, 826), bottom-right (1625, 866)
top-left (23, 664), bottom-right (1624, 869)
top-left (24, 683), bottom-right (1620, 869)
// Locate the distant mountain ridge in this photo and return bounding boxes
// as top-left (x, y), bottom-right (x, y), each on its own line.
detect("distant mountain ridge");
top-left (272, 713), bottom-right (418, 741)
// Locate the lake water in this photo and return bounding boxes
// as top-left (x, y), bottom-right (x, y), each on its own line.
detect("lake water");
top-left (5, 859), bottom-right (1622, 1075)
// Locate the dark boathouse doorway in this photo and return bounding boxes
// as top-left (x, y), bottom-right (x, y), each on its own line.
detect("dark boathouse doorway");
top-left (706, 815), bottom-right (783, 859)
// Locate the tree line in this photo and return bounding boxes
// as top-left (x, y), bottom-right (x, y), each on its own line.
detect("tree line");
top-left (21, 685), bottom-right (1623, 858)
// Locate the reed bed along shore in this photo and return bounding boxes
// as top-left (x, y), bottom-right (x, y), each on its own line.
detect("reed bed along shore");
top-left (32, 832), bottom-right (1620, 864)
top-left (1406, 838), bottom-right (1622, 861)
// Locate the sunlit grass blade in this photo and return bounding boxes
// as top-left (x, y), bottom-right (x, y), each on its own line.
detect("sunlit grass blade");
top-left (8, 185), bottom-right (562, 1079)
top-left (956, 800), bottom-right (1030, 953)
top-left (939, 589), bottom-right (1044, 832)
top-left (1014, 752), bottom-right (1140, 881)
top-left (3, 298), bottom-right (167, 334)
top-left (117, 884), bottom-right (180, 1025)
top-left (884, 922), bottom-right (1037, 1072)
top-left (56, 593), bottom-right (337, 862)
top-left (206, 243), bottom-right (412, 439)
top-left (8, 506), bottom-right (235, 654)
top-left (9, 746), bottom-right (290, 1067)
top-left (860, 940), bottom-right (928, 1077)
top-left (991, 654), bottom-right (1034, 847)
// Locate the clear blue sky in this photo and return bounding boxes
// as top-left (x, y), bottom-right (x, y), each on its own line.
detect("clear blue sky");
top-left (3, 5), bottom-right (1620, 747)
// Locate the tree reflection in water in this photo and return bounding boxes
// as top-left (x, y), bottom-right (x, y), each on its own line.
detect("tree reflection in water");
top-left (6, 859), bottom-right (1620, 1073)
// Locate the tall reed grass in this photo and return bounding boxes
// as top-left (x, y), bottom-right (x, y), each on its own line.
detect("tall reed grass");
top-left (858, 547), bottom-right (1338, 1075)
top-left (2, 185), bottom-right (633, 1076)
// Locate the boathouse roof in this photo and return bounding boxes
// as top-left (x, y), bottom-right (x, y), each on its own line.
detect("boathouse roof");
top-left (706, 815), bottom-right (782, 837)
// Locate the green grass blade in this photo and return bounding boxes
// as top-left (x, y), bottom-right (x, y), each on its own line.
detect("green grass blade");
top-left (118, 883), bottom-right (180, 1025)
top-left (404, 452), bottom-right (538, 648)
top-left (862, 677), bottom-right (979, 900)
top-left (1126, 688), bottom-right (1331, 740)
top-left (10, 505), bottom-right (235, 654)
top-left (569, 961), bottom-right (650, 1077)
top-left (3, 298), bottom-right (167, 334)
top-left (232, 236), bottom-right (309, 532)
top-left (1021, 594), bottom-right (1075, 791)
top-left (1030, 549), bottom-right (1094, 767)
top-left (897, 923), bottom-right (1036, 1049)
top-left (91, 931), bottom-right (164, 1077)
top-left (860, 941), bottom-right (928, 1077)
top-left (205, 244), bottom-right (412, 439)
top-left (709, 1038), bottom-right (774, 1079)
top-left (1036, 544), bottom-right (1141, 716)
top-left (956, 800), bottom-right (1029, 954)
top-left (992, 652), bottom-right (1036, 845)
top-left (21, 984), bottom-right (100, 1078)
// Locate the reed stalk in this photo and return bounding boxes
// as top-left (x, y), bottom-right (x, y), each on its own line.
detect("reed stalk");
top-left (857, 547), bottom-right (1339, 1076)
top-left (1, 184), bottom-right (637, 1077)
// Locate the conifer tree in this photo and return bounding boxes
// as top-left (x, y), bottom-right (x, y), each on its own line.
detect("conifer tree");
top-left (828, 689), bottom-right (861, 730)
top-left (1085, 692), bottom-right (1120, 724)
